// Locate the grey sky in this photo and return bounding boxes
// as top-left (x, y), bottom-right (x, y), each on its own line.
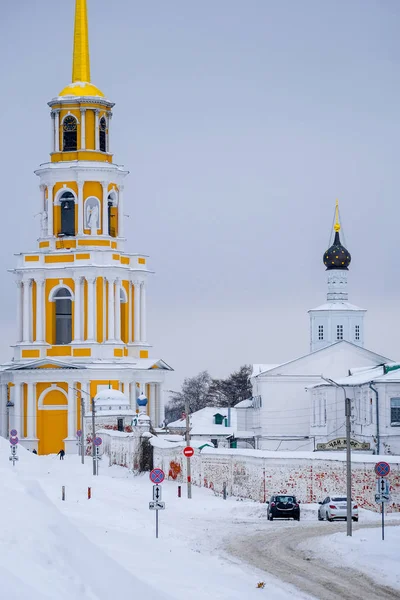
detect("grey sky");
top-left (1, 0), bottom-right (400, 391)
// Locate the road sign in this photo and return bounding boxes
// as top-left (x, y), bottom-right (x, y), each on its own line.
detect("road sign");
top-left (149, 501), bottom-right (166, 510)
top-left (10, 429), bottom-right (17, 437)
top-left (183, 446), bottom-right (194, 458)
top-left (9, 437), bottom-right (19, 446)
top-left (375, 461), bottom-right (390, 477)
top-left (150, 468), bottom-right (165, 484)
top-left (93, 436), bottom-right (102, 447)
top-left (153, 485), bottom-right (162, 501)
top-left (375, 477), bottom-right (390, 502)
top-left (76, 429), bottom-right (82, 438)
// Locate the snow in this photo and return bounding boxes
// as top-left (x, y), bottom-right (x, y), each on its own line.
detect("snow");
top-left (302, 522), bottom-right (400, 591)
top-left (0, 437), bottom-right (312, 600)
top-left (308, 301), bottom-right (366, 312)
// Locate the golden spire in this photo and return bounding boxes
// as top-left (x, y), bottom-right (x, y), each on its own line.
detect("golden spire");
top-left (334, 199), bottom-right (341, 232)
top-left (72, 0), bottom-right (91, 83)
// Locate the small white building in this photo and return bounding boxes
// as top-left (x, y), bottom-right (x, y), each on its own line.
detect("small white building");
top-left (167, 406), bottom-right (256, 448)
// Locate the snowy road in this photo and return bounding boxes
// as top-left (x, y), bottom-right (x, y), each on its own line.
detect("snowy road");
top-left (226, 521), bottom-right (400, 600)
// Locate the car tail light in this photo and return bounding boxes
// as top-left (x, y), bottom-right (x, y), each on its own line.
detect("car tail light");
top-left (270, 502), bottom-right (276, 507)
top-left (329, 505), bottom-right (337, 509)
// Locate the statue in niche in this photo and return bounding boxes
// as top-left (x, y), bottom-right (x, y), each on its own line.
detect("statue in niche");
top-left (85, 200), bottom-right (99, 235)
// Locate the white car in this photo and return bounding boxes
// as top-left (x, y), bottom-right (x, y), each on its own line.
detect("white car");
top-left (318, 495), bottom-right (358, 522)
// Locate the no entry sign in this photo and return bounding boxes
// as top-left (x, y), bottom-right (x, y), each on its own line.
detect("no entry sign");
top-left (375, 461), bottom-right (390, 477)
top-left (183, 446), bottom-right (194, 458)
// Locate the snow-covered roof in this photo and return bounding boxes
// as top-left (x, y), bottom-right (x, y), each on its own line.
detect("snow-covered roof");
top-left (308, 301), bottom-right (366, 312)
top-left (168, 406), bottom-right (239, 435)
top-left (4, 357), bottom-right (173, 372)
top-left (235, 398), bottom-right (253, 408)
top-left (251, 364), bottom-right (279, 377)
top-left (308, 363), bottom-right (400, 389)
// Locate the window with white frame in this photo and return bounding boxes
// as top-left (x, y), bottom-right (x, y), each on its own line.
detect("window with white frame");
top-left (318, 325), bottom-right (324, 340)
top-left (336, 324), bottom-right (343, 340)
top-left (390, 398), bottom-right (400, 426)
top-left (355, 325), bottom-right (360, 341)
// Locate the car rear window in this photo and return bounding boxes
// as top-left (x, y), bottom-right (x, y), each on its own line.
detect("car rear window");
top-left (276, 496), bottom-right (295, 503)
top-left (332, 497), bottom-right (347, 502)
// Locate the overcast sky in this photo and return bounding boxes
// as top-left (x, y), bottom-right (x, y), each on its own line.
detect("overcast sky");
top-left (1, 0), bottom-right (400, 391)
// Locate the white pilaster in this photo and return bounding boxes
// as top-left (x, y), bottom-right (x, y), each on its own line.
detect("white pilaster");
top-left (115, 278), bottom-right (121, 341)
top-left (80, 108), bottom-right (86, 150)
top-left (133, 281), bottom-right (141, 343)
top-left (77, 181), bottom-right (84, 235)
top-left (140, 281), bottom-right (147, 343)
top-left (158, 383), bottom-right (165, 425)
top-left (87, 276), bottom-right (96, 342)
top-left (47, 185), bottom-right (54, 237)
top-left (67, 384), bottom-right (75, 439)
top-left (54, 110), bottom-right (60, 152)
top-left (35, 277), bottom-right (45, 343)
top-left (13, 383), bottom-right (22, 437)
top-left (102, 182), bottom-right (109, 236)
top-left (16, 281), bottom-right (23, 343)
top-left (82, 381), bottom-right (90, 412)
top-left (128, 282), bottom-right (132, 343)
top-left (107, 112), bottom-right (112, 152)
top-left (73, 276), bottom-right (82, 342)
top-left (0, 384), bottom-right (6, 438)
top-left (118, 185), bottom-right (124, 238)
top-left (149, 383), bottom-right (156, 424)
top-left (51, 112), bottom-right (56, 152)
top-left (26, 382), bottom-right (36, 438)
top-left (22, 279), bottom-right (32, 343)
top-left (107, 277), bottom-right (115, 341)
top-left (129, 382), bottom-right (136, 409)
top-left (95, 110), bottom-right (100, 151)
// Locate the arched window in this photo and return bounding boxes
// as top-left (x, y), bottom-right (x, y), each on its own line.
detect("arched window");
top-left (108, 193), bottom-right (117, 237)
top-left (59, 191), bottom-right (76, 236)
top-left (63, 115), bottom-right (78, 151)
top-left (54, 288), bottom-right (72, 345)
top-left (99, 117), bottom-right (107, 152)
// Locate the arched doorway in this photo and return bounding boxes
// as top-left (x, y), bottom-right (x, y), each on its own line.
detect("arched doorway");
top-left (37, 387), bottom-right (68, 455)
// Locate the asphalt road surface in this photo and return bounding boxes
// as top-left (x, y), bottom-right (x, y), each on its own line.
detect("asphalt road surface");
top-left (226, 522), bottom-right (400, 600)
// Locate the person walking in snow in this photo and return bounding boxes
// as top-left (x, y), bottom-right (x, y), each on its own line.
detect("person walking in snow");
top-left (32, 449), bottom-right (37, 455)
top-left (57, 449), bottom-right (65, 460)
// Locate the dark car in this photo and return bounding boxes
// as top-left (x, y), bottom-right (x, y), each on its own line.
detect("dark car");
top-left (266, 494), bottom-right (300, 521)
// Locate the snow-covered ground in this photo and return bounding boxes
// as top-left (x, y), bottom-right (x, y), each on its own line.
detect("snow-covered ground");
top-left (302, 523), bottom-right (400, 592)
top-left (1, 439), bottom-right (313, 600)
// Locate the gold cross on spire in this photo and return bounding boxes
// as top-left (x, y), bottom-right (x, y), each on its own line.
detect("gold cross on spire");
top-left (72, 0), bottom-right (91, 83)
top-left (334, 199), bottom-right (341, 232)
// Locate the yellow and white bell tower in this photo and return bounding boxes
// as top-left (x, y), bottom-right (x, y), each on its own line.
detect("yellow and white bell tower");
top-left (0, 0), bottom-right (172, 454)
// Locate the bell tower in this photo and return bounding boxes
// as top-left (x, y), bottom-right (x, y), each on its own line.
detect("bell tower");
top-left (0, 0), bottom-right (172, 454)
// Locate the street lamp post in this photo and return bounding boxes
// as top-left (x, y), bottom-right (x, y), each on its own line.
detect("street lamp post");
top-left (321, 376), bottom-right (352, 536)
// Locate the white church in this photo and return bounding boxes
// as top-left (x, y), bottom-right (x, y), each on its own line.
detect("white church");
top-left (245, 202), bottom-right (400, 455)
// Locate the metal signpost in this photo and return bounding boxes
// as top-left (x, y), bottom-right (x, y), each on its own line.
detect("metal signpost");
top-left (149, 469), bottom-right (166, 538)
top-left (9, 431), bottom-right (19, 467)
top-left (93, 436), bottom-right (102, 476)
top-left (375, 462), bottom-right (391, 541)
top-left (76, 429), bottom-right (83, 461)
top-left (183, 446), bottom-right (194, 499)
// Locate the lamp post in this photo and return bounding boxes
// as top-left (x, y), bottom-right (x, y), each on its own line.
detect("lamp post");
top-left (71, 386), bottom-right (94, 470)
top-left (321, 376), bottom-right (352, 536)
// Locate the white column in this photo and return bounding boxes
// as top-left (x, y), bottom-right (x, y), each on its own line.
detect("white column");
top-left (118, 185), bottom-right (124, 238)
top-left (36, 278), bottom-right (45, 343)
top-left (107, 112), bottom-right (113, 152)
top-left (149, 383), bottom-right (156, 424)
top-left (128, 282), bottom-right (132, 343)
top-left (94, 110), bottom-right (100, 151)
top-left (54, 110), bottom-right (60, 152)
top-left (51, 112), bottom-right (56, 152)
top-left (129, 382), bottom-right (136, 409)
top-left (114, 278), bottom-right (121, 341)
top-left (22, 280), bottom-right (32, 343)
top-left (67, 384), bottom-right (75, 438)
top-left (140, 281), bottom-right (147, 343)
top-left (103, 278), bottom-right (107, 341)
top-left (27, 382), bottom-right (35, 438)
top-left (158, 383), bottom-right (165, 425)
top-left (16, 281), bottom-right (23, 343)
top-left (13, 383), bottom-right (22, 437)
top-left (0, 384), bottom-right (6, 437)
top-left (107, 277), bottom-right (115, 341)
top-left (80, 108), bottom-right (86, 150)
top-left (77, 181), bottom-right (84, 235)
top-left (87, 276), bottom-right (96, 342)
top-left (47, 185), bottom-right (54, 237)
top-left (133, 280), bottom-right (141, 343)
top-left (73, 276), bottom-right (82, 342)
top-left (102, 182), bottom-right (109, 235)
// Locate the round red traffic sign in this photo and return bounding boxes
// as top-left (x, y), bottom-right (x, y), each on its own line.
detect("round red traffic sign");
top-left (150, 468), bottom-right (165, 484)
top-left (375, 461), bottom-right (390, 477)
top-left (183, 446), bottom-right (194, 458)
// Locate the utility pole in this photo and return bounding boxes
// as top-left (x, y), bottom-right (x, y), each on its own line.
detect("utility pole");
top-left (345, 396), bottom-right (352, 536)
top-left (81, 395), bottom-right (85, 465)
top-left (91, 396), bottom-right (97, 475)
top-left (185, 397), bottom-right (192, 499)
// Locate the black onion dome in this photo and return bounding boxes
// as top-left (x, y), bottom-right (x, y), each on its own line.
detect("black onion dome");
top-left (323, 231), bottom-right (351, 270)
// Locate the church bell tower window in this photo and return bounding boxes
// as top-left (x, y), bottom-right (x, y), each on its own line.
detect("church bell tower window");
top-left (336, 324), bottom-right (343, 340)
top-left (63, 115), bottom-right (78, 151)
top-left (54, 288), bottom-right (72, 345)
top-left (59, 192), bottom-right (76, 236)
top-left (99, 117), bottom-right (107, 152)
top-left (318, 325), bottom-right (324, 340)
top-left (355, 325), bottom-right (360, 341)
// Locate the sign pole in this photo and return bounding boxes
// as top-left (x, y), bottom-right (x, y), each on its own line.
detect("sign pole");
top-left (185, 398), bottom-right (192, 499)
top-left (345, 396), bottom-right (352, 537)
top-left (81, 396), bottom-right (85, 465)
top-left (156, 506), bottom-right (159, 539)
top-left (382, 501), bottom-right (384, 541)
